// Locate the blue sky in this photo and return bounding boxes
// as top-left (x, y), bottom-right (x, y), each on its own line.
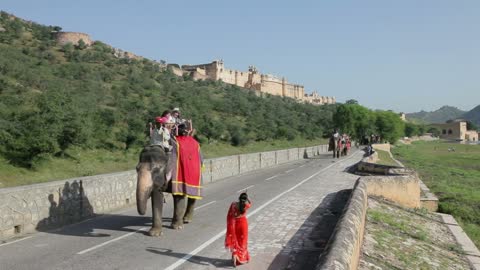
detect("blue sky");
top-left (2, 0), bottom-right (479, 113)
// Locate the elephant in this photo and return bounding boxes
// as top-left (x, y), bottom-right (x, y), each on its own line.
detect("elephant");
top-left (328, 136), bottom-right (340, 158)
top-left (136, 145), bottom-right (197, 236)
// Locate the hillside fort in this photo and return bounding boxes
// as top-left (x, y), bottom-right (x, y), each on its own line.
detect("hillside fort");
top-left (53, 31), bottom-right (335, 106)
top-left (169, 60), bottom-right (336, 105)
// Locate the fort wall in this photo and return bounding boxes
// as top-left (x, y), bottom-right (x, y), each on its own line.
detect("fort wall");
top-left (55, 32), bottom-right (93, 46)
top-left (178, 60), bottom-right (334, 105)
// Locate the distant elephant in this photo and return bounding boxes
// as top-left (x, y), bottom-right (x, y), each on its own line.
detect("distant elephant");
top-left (328, 136), bottom-right (340, 158)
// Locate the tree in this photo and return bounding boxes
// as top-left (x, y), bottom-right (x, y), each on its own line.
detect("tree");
top-left (333, 103), bottom-right (376, 141)
top-left (345, 99), bottom-right (358, 105)
top-left (427, 127), bottom-right (441, 137)
top-left (375, 110), bottom-right (405, 143)
top-left (76, 39), bottom-right (87, 50)
top-left (404, 122), bottom-right (419, 137)
top-left (466, 121), bottom-right (478, 131)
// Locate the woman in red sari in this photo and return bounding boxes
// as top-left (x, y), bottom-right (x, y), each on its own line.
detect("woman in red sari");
top-left (225, 192), bottom-right (251, 267)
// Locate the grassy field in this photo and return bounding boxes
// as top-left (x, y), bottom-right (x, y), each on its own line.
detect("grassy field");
top-left (392, 141), bottom-right (480, 248)
top-left (0, 138), bottom-right (327, 188)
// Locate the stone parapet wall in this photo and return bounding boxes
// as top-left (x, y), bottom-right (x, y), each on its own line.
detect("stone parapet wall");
top-left (372, 143), bottom-right (390, 152)
top-left (318, 179), bottom-right (368, 270)
top-left (0, 144), bottom-right (329, 240)
top-left (260, 151), bottom-right (276, 168)
top-left (362, 175), bottom-right (421, 208)
top-left (0, 171), bottom-right (136, 240)
top-left (419, 180), bottom-right (439, 211)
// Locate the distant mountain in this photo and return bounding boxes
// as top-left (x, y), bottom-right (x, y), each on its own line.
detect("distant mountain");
top-left (406, 106), bottom-right (466, 124)
top-left (462, 105), bottom-right (480, 127)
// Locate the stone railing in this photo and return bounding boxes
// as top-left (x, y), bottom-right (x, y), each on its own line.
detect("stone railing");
top-left (0, 144), bottom-right (328, 240)
top-left (317, 143), bottom-right (442, 270)
top-left (317, 179), bottom-right (368, 270)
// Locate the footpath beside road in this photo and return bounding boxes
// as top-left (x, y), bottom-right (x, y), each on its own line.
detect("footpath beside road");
top-left (178, 150), bottom-right (363, 270)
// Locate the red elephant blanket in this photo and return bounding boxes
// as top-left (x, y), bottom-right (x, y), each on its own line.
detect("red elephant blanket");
top-left (171, 135), bottom-right (203, 199)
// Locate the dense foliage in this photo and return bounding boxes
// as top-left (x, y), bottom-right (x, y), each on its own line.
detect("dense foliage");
top-left (0, 12), bottom-right (338, 167)
top-left (332, 102), bottom-right (408, 144)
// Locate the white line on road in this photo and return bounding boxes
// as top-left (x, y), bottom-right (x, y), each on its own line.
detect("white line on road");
top-left (237, 185), bottom-right (254, 193)
top-left (299, 165), bottom-right (305, 168)
top-left (77, 200), bottom-right (217, 255)
top-left (77, 227), bottom-right (148, 255)
top-left (265, 175), bottom-right (279, 181)
top-left (0, 236), bottom-right (33, 247)
top-left (163, 151), bottom-right (361, 270)
top-left (194, 201), bottom-right (216, 210)
top-left (285, 169), bottom-right (294, 173)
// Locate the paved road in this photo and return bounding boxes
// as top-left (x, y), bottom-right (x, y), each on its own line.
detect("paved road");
top-left (0, 150), bottom-right (363, 270)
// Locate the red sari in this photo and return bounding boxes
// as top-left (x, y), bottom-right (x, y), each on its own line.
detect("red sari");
top-left (225, 202), bottom-right (251, 265)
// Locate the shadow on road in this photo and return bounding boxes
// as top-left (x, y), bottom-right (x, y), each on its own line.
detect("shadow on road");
top-left (36, 180), bottom-right (95, 232)
top-left (266, 189), bottom-right (352, 270)
top-left (146, 247), bottom-right (233, 268)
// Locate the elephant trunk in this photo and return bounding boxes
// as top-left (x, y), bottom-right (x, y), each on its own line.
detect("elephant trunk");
top-left (136, 165), bottom-right (153, 215)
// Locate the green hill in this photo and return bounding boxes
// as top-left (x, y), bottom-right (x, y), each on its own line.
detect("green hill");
top-left (406, 106), bottom-right (466, 124)
top-left (462, 105), bottom-right (480, 127)
top-left (0, 11), bottom-right (337, 170)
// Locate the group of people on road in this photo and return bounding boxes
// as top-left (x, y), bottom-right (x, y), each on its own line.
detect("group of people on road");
top-left (328, 129), bottom-right (352, 158)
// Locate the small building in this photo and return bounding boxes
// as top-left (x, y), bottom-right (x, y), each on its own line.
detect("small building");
top-left (431, 120), bottom-right (478, 142)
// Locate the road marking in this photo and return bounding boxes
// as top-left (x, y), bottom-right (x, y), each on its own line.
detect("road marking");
top-left (0, 236), bottom-right (33, 247)
top-left (164, 151), bottom-right (361, 270)
top-left (265, 175), bottom-right (279, 181)
top-left (299, 165), bottom-right (305, 168)
top-left (77, 227), bottom-right (148, 255)
top-left (237, 185), bottom-right (254, 193)
top-left (194, 201), bottom-right (216, 210)
top-left (285, 169), bottom-right (294, 173)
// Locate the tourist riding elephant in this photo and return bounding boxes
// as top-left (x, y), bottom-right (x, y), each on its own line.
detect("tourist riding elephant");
top-left (136, 124), bottom-right (203, 236)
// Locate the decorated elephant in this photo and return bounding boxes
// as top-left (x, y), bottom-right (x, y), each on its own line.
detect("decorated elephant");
top-left (328, 135), bottom-right (340, 158)
top-left (136, 125), bottom-right (203, 236)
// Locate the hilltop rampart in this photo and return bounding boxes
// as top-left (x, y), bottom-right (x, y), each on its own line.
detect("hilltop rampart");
top-left (179, 60), bottom-right (335, 105)
top-left (54, 31), bottom-right (93, 46)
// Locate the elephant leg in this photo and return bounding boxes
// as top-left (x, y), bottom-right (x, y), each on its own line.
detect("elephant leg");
top-left (183, 198), bottom-right (196, 224)
top-left (149, 189), bottom-right (164, 236)
top-left (172, 195), bottom-right (186, 230)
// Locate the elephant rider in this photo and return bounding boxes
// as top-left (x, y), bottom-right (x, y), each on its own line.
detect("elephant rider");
top-left (149, 116), bottom-right (175, 152)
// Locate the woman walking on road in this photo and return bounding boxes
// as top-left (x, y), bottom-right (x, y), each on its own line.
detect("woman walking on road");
top-left (225, 192), bottom-right (251, 267)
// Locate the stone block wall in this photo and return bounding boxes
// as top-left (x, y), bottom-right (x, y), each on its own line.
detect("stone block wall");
top-left (372, 143), bottom-right (391, 152)
top-left (210, 155), bottom-right (240, 182)
top-left (362, 175), bottom-right (421, 209)
top-left (318, 179), bottom-right (368, 270)
top-left (0, 171), bottom-right (136, 239)
top-left (239, 153), bottom-right (261, 174)
top-left (1, 144), bottom-right (329, 240)
top-left (276, 149), bottom-right (289, 164)
top-left (260, 151), bottom-right (276, 168)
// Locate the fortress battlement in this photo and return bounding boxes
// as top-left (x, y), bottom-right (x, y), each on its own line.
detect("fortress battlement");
top-left (176, 60), bottom-right (335, 105)
top-left (54, 31), bottom-right (93, 46)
